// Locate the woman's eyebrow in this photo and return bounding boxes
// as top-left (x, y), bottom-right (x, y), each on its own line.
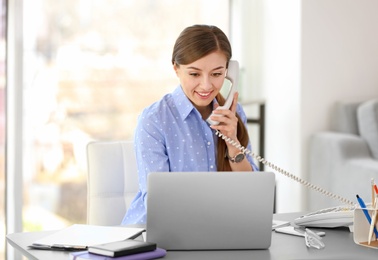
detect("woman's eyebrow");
top-left (186, 66), bottom-right (225, 71)
top-left (186, 66), bottom-right (200, 70)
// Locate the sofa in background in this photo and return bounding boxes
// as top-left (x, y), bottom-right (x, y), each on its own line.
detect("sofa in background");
top-left (308, 99), bottom-right (378, 210)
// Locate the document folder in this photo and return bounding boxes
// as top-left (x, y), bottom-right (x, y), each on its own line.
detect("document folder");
top-left (30, 224), bottom-right (145, 250)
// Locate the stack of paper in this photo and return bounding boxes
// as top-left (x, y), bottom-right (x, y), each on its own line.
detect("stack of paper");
top-left (30, 224), bottom-right (145, 250)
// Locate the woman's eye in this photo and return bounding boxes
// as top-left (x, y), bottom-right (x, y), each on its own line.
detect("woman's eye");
top-left (212, 72), bottom-right (223, 77)
top-left (189, 73), bottom-right (200, 77)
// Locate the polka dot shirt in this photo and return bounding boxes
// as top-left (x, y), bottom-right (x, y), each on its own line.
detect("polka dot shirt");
top-left (121, 86), bottom-right (258, 225)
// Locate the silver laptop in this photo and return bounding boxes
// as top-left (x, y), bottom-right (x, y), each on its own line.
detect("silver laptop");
top-left (146, 171), bottom-right (275, 250)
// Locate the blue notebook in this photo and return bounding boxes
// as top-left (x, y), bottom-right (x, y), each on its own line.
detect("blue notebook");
top-left (70, 248), bottom-right (166, 260)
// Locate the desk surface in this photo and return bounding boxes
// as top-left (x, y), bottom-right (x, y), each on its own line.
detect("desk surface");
top-left (7, 212), bottom-right (378, 260)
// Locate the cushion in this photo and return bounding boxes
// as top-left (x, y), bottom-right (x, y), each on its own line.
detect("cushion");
top-left (331, 101), bottom-right (361, 135)
top-left (357, 99), bottom-right (378, 159)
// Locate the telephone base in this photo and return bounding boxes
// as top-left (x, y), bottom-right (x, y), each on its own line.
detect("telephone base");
top-left (293, 205), bottom-right (355, 230)
top-left (296, 222), bottom-right (354, 232)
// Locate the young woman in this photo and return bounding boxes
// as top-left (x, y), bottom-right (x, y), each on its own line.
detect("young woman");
top-left (122, 24), bottom-right (258, 225)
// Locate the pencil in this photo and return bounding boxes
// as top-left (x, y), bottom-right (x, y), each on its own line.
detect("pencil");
top-left (368, 195), bottom-right (378, 245)
top-left (372, 179), bottom-right (375, 205)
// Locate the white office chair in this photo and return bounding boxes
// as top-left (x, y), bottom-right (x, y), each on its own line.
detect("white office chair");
top-left (86, 141), bottom-right (139, 226)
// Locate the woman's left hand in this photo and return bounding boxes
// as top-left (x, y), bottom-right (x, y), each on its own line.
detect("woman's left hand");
top-left (209, 92), bottom-right (239, 141)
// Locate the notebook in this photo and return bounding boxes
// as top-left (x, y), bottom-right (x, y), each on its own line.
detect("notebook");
top-left (146, 171), bottom-right (275, 250)
top-left (70, 248), bottom-right (167, 260)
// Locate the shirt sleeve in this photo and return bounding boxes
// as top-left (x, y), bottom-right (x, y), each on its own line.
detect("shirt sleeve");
top-left (134, 112), bottom-right (170, 207)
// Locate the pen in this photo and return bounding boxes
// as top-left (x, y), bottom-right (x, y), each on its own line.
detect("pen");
top-left (28, 244), bottom-right (87, 251)
top-left (51, 244), bottom-right (87, 251)
top-left (374, 184), bottom-right (378, 195)
top-left (356, 195), bottom-right (378, 238)
top-left (368, 195), bottom-right (378, 244)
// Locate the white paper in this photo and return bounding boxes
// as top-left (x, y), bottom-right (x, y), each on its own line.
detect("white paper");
top-left (272, 220), bottom-right (290, 230)
top-left (32, 224), bottom-right (145, 247)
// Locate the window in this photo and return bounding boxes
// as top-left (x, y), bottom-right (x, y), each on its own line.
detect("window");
top-left (0, 1), bottom-right (5, 259)
top-left (17, 0), bottom-right (229, 234)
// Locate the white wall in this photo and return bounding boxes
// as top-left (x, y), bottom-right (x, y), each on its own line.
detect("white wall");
top-left (237, 0), bottom-right (378, 212)
top-left (301, 0), bottom-right (378, 209)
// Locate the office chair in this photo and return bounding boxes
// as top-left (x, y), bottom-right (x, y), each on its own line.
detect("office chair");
top-left (86, 141), bottom-right (139, 226)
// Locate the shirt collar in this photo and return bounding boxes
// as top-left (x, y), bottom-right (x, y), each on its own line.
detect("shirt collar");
top-left (172, 86), bottom-right (194, 121)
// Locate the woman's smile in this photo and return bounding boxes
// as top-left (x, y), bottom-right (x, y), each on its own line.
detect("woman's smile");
top-left (196, 91), bottom-right (213, 99)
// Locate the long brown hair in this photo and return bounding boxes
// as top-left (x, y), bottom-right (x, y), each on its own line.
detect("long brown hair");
top-left (172, 25), bottom-right (250, 171)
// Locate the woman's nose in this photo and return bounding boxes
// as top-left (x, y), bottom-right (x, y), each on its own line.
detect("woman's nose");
top-left (201, 76), bottom-right (212, 90)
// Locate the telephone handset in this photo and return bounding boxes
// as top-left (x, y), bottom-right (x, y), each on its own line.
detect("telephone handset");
top-left (206, 60), bottom-right (239, 126)
top-left (210, 60), bottom-right (355, 208)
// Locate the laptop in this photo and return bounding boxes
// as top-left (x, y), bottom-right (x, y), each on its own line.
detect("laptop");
top-left (146, 171), bottom-right (275, 250)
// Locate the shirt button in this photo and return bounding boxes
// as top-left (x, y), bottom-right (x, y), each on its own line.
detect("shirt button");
top-left (210, 165), bottom-right (214, 169)
top-left (207, 142), bottom-right (211, 146)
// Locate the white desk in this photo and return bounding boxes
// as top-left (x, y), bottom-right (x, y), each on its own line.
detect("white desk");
top-left (6, 213), bottom-right (378, 260)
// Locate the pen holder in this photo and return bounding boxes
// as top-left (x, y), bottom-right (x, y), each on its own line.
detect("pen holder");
top-left (353, 207), bottom-right (378, 249)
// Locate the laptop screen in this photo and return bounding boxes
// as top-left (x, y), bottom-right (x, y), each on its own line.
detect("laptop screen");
top-left (146, 171), bottom-right (275, 250)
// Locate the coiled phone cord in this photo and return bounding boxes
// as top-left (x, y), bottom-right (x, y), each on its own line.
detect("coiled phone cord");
top-left (215, 130), bottom-right (355, 206)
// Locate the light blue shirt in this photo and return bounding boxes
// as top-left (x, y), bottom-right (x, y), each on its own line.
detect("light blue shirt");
top-left (122, 86), bottom-right (258, 225)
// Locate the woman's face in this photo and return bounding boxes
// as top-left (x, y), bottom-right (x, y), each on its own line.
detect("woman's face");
top-left (174, 51), bottom-right (227, 115)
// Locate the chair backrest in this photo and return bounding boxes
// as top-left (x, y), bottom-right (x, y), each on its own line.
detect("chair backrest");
top-left (86, 140), bottom-right (139, 226)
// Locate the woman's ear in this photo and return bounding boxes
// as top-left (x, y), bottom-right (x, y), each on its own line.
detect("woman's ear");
top-left (173, 63), bottom-right (179, 76)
